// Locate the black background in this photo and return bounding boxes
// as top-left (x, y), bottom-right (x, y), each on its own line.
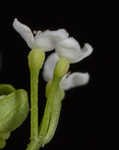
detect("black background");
top-left (0, 1), bottom-right (113, 150)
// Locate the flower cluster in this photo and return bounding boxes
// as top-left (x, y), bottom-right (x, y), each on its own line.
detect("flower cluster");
top-left (13, 18), bottom-right (93, 90)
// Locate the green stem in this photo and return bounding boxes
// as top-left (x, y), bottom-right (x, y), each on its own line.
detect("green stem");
top-left (38, 85), bottom-right (54, 138)
top-left (42, 98), bottom-right (62, 146)
top-left (26, 139), bottom-right (41, 150)
top-left (38, 79), bottom-right (59, 138)
top-left (39, 78), bottom-right (64, 147)
top-left (30, 70), bottom-right (39, 140)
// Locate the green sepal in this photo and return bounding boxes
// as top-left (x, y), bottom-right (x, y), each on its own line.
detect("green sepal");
top-left (0, 84), bottom-right (29, 149)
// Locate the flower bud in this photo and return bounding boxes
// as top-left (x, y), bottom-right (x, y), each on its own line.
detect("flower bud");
top-left (28, 49), bottom-right (45, 71)
top-left (54, 58), bottom-right (69, 78)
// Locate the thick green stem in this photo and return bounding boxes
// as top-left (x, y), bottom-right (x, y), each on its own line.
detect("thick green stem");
top-left (30, 70), bottom-right (39, 140)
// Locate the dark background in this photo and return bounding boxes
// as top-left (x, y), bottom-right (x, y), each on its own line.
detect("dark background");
top-left (0, 1), bottom-right (113, 150)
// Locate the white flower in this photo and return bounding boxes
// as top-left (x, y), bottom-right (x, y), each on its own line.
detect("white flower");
top-left (13, 18), bottom-right (68, 51)
top-left (13, 18), bottom-right (93, 90)
top-left (55, 37), bottom-right (93, 63)
top-left (42, 28), bottom-right (93, 90)
top-left (13, 18), bottom-right (93, 63)
top-left (43, 53), bottom-right (90, 91)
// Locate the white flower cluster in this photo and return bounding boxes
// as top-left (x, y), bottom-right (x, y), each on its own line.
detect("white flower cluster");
top-left (13, 18), bottom-right (93, 90)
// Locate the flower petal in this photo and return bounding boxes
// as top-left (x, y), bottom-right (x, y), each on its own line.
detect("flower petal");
top-left (43, 53), bottom-right (59, 82)
top-left (13, 18), bottom-right (34, 48)
top-left (55, 37), bottom-right (81, 63)
top-left (60, 72), bottom-right (90, 90)
top-left (32, 29), bottom-right (69, 51)
top-left (73, 43), bottom-right (93, 63)
top-left (55, 37), bottom-right (93, 63)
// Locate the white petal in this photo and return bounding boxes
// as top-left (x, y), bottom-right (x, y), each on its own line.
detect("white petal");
top-left (55, 37), bottom-right (81, 63)
top-left (73, 43), bottom-right (93, 63)
top-left (60, 72), bottom-right (90, 90)
top-left (56, 38), bottom-right (93, 63)
top-left (13, 18), bottom-right (34, 48)
top-left (43, 53), bottom-right (60, 82)
top-left (32, 29), bottom-right (69, 51)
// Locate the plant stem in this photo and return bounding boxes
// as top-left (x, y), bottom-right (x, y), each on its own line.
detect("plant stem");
top-left (38, 79), bottom-right (59, 140)
top-left (30, 70), bottom-right (39, 140)
top-left (42, 98), bottom-right (62, 146)
top-left (26, 139), bottom-right (41, 150)
top-left (39, 78), bottom-right (64, 147)
top-left (38, 86), bottom-right (53, 138)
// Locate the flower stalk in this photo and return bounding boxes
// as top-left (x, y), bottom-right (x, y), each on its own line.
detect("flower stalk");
top-left (27, 49), bottom-right (45, 148)
top-left (41, 78), bottom-right (64, 147)
top-left (30, 69), bottom-right (39, 139)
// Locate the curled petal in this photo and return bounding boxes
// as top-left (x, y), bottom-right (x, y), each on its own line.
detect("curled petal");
top-left (13, 18), bottom-right (34, 48)
top-left (32, 29), bottom-right (69, 51)
top-left (43, 53), bottom-right (59, 82)
top-left (60, 72), bottom-right (90, 90)
top-left (56, 37), bottom-right (93, 63)
top-left (74, 43), bottom-right (93, 63)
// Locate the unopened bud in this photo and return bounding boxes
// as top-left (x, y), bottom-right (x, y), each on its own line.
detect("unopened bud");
top-left (54, 58), bottom-right (69, 78)
top-left (28, 49), bottom-right (45, 71)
